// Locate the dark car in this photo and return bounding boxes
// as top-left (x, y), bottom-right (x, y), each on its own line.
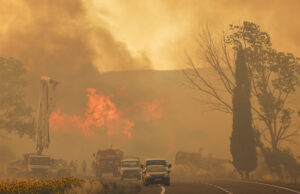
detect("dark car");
top-left (142, 165), bottom-right (170, 186)
top-left (143, 159), bottom-right (169, 168)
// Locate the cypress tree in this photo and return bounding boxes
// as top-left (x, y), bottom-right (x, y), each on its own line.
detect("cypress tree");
top-left (230, 49), bottom-right (257, 179)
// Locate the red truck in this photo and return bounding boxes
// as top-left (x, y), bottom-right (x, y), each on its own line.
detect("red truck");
top-left (93, 147), bottom-right (123, 178)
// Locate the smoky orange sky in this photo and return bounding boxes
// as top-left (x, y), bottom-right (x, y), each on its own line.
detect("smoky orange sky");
top-left (1, 0), bottom-right (300, 165)
top-left (0, 0), bottom-right (299, 74)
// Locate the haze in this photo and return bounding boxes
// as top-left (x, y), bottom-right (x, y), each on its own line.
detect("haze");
top-left (0, 0), bottom-right (300, 185)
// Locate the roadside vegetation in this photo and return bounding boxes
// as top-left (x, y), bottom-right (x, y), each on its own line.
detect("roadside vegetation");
top-left (0, 177), bottom-right (141, 194)
top-left (0, 177), bottom-right (84, 194)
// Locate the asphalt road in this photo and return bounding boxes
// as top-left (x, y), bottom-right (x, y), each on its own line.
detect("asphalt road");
top-left (138, 178), bottom-right (300, 194)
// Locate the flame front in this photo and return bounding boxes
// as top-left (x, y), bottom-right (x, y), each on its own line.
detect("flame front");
top-left (134, 98), bottom-right (164, 121)
top-left (50, 88), bottom-right (163, 138)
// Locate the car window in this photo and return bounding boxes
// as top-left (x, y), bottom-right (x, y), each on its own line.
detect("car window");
top-left (146, 160), bottom-right (166, 166)
top-left (121, 161), bottom-right (139, 167)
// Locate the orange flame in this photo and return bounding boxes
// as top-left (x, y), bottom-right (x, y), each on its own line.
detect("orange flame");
top-left (134, 98), bottom-right (164, 120)
top-left (50, 88), bottom-right (164, 138)
top-left (50, 88), bottom-right (134, 138)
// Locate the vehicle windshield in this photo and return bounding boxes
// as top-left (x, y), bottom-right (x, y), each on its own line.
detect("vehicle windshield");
top-left (121, 161), bottom-right (139, 167)
top-left (146, 165), bottom-right (167, 172)
top-left (146, 160), bottom-right (166, 166)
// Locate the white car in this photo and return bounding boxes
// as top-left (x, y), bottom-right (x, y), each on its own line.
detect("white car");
top-left (120, 158), bottom-right (141, 180)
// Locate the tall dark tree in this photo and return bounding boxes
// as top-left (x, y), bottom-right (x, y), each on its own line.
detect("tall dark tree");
top-left (227, 22), bottom-right (300, 151)
top-left (184, 21), bottom-right (300, 179)
top-left (0, 57), bottom-right (34, 137)
top-left (184, 21), bottom-right (300, 151)
top-left (230, 49), bottom-right (257, 178)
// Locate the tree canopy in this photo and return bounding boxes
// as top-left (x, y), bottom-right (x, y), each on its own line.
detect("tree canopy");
top-left (184, 21), bottom-right (300, 151)
top-left (226, 22), bottom-right (300, 150)
top-left (0, 57), bottom-right (34, 137)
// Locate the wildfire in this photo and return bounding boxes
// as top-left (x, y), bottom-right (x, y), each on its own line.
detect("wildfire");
top-left (50, 88), bottom-right (163, 138)
top-left (134, 98), bottom-right (164, 120)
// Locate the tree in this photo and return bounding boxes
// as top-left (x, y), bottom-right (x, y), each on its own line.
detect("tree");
top-left (230, 49), bottom-right (257, 178)
top-left (0, 57), bottom-right (34, 137)
top-left (261, 147), bottom-right (300, 181)
top-left (226, 22), bottom-right (300, 151)
top-left (184, 21), bottom-right (300, 151)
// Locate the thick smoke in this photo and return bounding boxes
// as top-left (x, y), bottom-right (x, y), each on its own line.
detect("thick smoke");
top-left (171, 0), bottom-right (300, 59)
top-left (1, 0), bottom-right (299, 165)
top-left (0, 0), bottom-right (299, 73)
top-left (0, 0), bottom-right (152, 76)
top-left (84, 0), bottom-right (300, 70)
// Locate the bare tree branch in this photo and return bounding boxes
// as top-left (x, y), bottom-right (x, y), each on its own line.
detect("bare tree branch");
top-left (184, 24), bottom-right (300, 151)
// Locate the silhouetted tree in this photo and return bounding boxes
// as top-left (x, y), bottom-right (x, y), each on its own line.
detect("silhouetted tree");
top-left (227, 22), bottom-right (300, 151)
top-left (0, 57), bottom-right (34, 137)
top-left (260, 147), bottom-right (300, 182)
top-left (184, 21), bottom-right (300, 151)
top-left (230, 49), bottom-right (257, 178)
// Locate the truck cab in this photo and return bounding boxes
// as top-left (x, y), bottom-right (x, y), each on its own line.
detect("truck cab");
top-left (93, 148), bottom-right (123, 178)
top-left (120, 158), bottom-right (141, 180)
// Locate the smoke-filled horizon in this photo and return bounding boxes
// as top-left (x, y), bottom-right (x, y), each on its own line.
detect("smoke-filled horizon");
top-left (1, 0), bottom-right (300, 177)
top-left (0, 0), bottom-right (300, 74)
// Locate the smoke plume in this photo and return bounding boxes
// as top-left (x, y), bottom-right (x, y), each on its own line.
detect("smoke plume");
top-left (0, 0), bottom-right (152, 76)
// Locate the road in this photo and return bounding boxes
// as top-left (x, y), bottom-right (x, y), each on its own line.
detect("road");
top-left (137, 177), bottom-right (300, 194)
